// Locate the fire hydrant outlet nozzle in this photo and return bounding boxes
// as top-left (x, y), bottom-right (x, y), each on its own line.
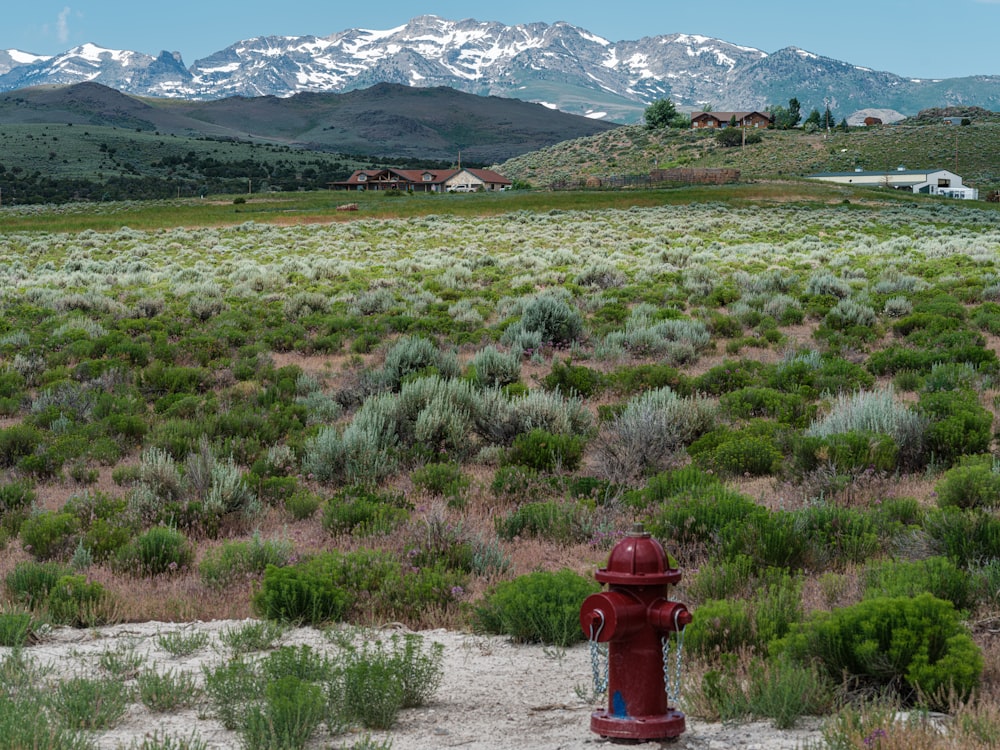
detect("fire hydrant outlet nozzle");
top-left (580, 525), bottom-right (690, 741)
top-left (579, 591), bottom-right (646, 642)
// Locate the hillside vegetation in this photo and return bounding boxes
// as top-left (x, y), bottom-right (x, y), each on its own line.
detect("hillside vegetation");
top-left (4, 182), bottom-right (1000, 747)
top-left (499, 119), bottom-right (1000, 192)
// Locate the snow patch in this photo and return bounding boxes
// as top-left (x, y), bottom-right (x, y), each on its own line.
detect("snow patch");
top-left (72, 43), bottom-right (126, 62)
top-left (578, 30), bottom-right (610, 46)
top-left (585, 111), bottom-right (608, 119)
top-left (9, 50), bottom-right (50, 64)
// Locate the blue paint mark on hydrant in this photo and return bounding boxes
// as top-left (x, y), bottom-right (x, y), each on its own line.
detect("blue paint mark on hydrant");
top-left (612, 690), bottom-right (627, 718)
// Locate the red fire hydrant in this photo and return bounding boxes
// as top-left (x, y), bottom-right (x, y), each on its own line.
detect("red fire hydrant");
top-left (579, 523), bottom-right (692, 741)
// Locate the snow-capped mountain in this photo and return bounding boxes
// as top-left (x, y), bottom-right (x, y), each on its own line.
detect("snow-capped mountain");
top-left (1, 15), bottom-right (997, 121)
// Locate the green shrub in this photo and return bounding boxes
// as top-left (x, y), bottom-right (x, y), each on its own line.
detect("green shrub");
top-left (338, 652), bottom-right (404, 731)
top-left (219, 621), bottom-right (288, 656)
top-left (496, 500), bottom-right (594, 545)
top-left (411, 461), bottom-right (470, 498)
top-left (686, 555), bottom-right (755, 602)
top-left (605, 363), bottom-right (690, 396)
top-left (5, 560), bottom-right (69, 608)
top-left (284, 490), bottom-right (321, 520)
top-left (542, 360), bottom-right (605, 398)
top-left (0, 689), bottom-right (94, 750)
top-left (52, 675), bottom-right (131, 729)
top-left (686, 571), bottom-right (809, 659)
top-left (506, 428), bottom-right (585, 472)
top-left (704, 435), bottom-right (783, 477)
top-left (19, 511), bottom-right (79, 560)
top-left (156, 630), bottom-right (210, 657)
top-left (490, 464), bottom-right (545, 501)
top-left (700, 659), bottom-right (834, 729)
top-left (199, 533), bottom-right (293, 589)
top-left (322, 486), bottom-right (409, 537)
top-left (795, 503), bottom-right (880, 569)
top-left (934, 456), bottom-right (1000, 509)
top-left (81, 518), bottom-right (132, 563)
top-left (684, 598), bottom-right (754, 658)
top-left (202, 657), bottom-right (263, 730)
top-left (863, 557), bottom-right (980, 612)
top-left (116, 526), bottom-right (193, 576)
top-left (0, 424), bottom-right (43, 467)
top-left (253, 559), bottom-right (353, 625)
top-left (0, 479), bottom-right (35, 535)
top-left (137, 668), bottom-right (201, 712)
top-left (644, 479), bottom-right (763, 551)
top-left (793, 431), bottom-right (899, 475)
top-left (720, 387), bottom-right (815, 427)
top-left (258, 476), bottom-right (299, 505)
top-left (925, 507), bottom-right (1000, 568)
top-left (729, 511), bottom-right (810, 569)
top-left (774, 594), bottom-right (982, 707)
top-left (336, 633), bottom-right (444, 730)
top-left (0, 609), bottom-right (36, 647)
top-left (693, 359), bottom-right (766, 395)
top-left (922, 362), bottom-right (983, 393)
top-left (473, 569), bottom-right (600, 646)
top-left (917, 389), bottom-right (992, 466)
top-left (0, 683), bottom-right (95, 748)
top-left (47, 574), bottom-right (111, 627)
top-left (241, 676), bottom-right (326, 750)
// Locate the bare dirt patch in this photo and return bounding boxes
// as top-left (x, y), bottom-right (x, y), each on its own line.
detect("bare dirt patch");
top-left (10, 621), bottom-right (824, 750)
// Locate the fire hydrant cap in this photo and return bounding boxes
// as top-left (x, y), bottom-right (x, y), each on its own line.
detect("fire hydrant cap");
top-left (595, 525), bottom-right (681, 586)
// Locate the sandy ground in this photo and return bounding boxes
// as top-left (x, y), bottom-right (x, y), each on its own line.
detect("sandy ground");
top-left (8, 620), bottom-right (826, 750)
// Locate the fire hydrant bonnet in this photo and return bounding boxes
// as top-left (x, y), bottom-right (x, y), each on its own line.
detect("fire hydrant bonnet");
top-left (595, 526), bottom-right (681, 586)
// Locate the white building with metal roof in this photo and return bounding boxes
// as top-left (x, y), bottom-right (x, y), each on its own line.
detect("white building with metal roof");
top-left (806, 167), bottom-right (978, 200)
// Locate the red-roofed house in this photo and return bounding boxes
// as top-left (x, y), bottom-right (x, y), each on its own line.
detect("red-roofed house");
top-left (332, 167), bottom-right (512, 192)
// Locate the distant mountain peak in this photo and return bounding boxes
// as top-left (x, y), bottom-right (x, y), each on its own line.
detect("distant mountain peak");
top-left (0, 17), bottom-right (997, 121)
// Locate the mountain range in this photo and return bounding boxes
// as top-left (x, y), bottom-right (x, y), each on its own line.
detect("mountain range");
top-left (2, 15), bottom-right (998, 123)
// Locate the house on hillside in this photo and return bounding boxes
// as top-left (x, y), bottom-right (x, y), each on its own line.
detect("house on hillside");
top-left (331, 167), bottom-right (512, 192)
top-left (806, 167), bottom-right (978, 200)
top-left (691, 111), bottom-right (773, 129)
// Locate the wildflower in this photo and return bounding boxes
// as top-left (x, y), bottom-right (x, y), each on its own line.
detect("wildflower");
top-left (863, 729), bottom-right (887, 747)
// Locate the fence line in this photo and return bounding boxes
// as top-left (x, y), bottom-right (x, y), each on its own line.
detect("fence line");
top-left (548, 168), bottom-right (740, 191)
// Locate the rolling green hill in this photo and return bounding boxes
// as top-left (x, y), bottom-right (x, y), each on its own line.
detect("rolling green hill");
top-left (0, 81), bottom-right (616, 203)
top-left (0, 81), bottom-right (614, 162)
top-left (499, 118), bottom-right (1000, 193)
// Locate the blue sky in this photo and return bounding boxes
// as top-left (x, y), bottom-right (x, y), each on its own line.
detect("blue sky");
top-left (6, 0), bottom-right (1000, 79)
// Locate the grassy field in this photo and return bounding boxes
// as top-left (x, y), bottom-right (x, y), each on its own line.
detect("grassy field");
top-left (3, 186), bottom-right (1000, 748)
top-left (0, 180), bottom-right (967, 233)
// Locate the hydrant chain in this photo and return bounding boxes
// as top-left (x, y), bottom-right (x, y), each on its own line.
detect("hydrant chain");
top-left (588, 611), bottom-right (608, 695)
top-left (661, 608), bottom-right (687, 702)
